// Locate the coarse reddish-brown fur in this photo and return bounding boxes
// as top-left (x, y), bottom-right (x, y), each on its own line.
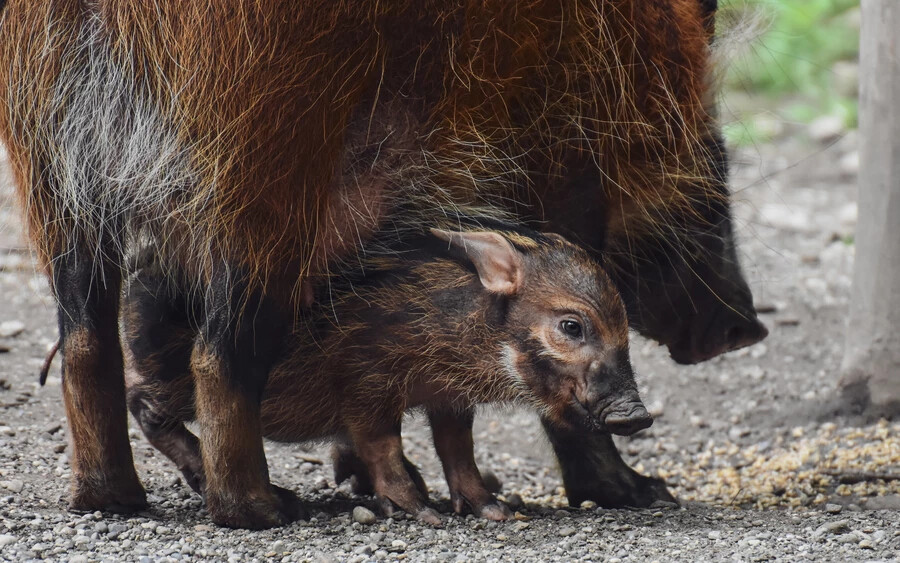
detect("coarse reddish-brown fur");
top-left (0, 0), bottom-right (716, 300)
top-left (0, 0), bottom-right (734, 524)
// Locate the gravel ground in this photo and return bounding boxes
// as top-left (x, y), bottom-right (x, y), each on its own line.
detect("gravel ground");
top-left (1, 114), bottom-right (899, 561)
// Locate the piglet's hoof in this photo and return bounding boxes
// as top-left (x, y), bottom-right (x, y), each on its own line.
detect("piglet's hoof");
top-left (476, 500), bottom-right (513, 521)
top-left (207, 485), bottom-right (306, 529)
top-left (450, 491), bottom-right (512, 521)
top-left (376, 495), bottom-right (443, 527)
top-left (333, 446), bottom-right (427, 498)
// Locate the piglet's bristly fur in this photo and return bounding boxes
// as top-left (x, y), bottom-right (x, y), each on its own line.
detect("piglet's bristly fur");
top-left (125, 224), bottom-right (651, 524)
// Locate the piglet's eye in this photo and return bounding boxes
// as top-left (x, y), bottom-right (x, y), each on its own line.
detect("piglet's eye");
top-left (559, 320), bottom-right (583, 339)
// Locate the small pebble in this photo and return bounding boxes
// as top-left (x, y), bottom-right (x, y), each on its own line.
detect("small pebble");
top-left (815, 520), bottom-right (850, 537)
top-left (0, 320), bottom-right (25, 338)
top-left (1, 479), bottom-right (24, 493)
top-left (558, 527), bottom-right (576, 537)
top-left (825, 504), bottom-right (842, 514)
top-left (0, 534), bottom-right (16, 547)
top-left (352, 506), bottom-right (377, 525)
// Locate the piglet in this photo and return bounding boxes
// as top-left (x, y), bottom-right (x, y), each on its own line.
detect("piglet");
top-left (124, 225), bottom-right (652, 525)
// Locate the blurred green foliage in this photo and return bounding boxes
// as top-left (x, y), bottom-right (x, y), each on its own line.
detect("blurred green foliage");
top-left (720, 0), bottom-right (860, 133)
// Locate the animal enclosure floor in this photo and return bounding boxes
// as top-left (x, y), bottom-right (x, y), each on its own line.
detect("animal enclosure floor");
top-left (1, 128), bottom-right (899, 562)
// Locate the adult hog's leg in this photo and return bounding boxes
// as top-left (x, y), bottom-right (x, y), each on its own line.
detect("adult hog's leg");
top-left (332, 437), bottom-right (427, 497)
top-left (541, 418), bottom-right (676, 508)
top-left (428, 409), bottom-right (511, 521)
top-left (192, 274), bottom-right (304, 529)
top-left (52, 244), bottom-right (147, 512)
top-left (349, 422), bottom-right (441, 526)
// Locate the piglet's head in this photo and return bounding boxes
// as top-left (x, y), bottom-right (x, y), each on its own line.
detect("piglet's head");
top-left (432, 228), bottom-right (652, 436)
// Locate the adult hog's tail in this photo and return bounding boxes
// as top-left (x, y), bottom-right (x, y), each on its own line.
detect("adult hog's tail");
top-left (39, 340), bottom-right (60, 386)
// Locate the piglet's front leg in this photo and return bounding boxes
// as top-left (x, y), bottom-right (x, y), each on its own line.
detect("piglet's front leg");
top-left (428, 409), bottom-right (512, 521)
top-left (349, 421), bottom-right (442, 526)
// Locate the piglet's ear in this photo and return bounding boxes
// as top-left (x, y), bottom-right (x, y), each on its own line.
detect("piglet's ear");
top-left (431, 229), bottom-right (523, 295)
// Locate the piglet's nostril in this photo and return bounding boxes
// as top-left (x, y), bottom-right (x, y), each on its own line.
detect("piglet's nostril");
top-left (603, 404), bottom-right (653, 436)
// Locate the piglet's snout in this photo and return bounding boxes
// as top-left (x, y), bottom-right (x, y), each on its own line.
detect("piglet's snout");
top-left (579, 357), bottom-right (652, 435)
top-left (602, 399), bottom-right (653, 436)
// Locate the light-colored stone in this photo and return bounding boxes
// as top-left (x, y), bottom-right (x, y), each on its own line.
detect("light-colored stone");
top-left (1, 479), bottom-right (24, 493)
top-left (815, 519), bottom-right (850, 537)
top-left (0, 320), bottom-right (24, 338)
top-left (352, 506), bottom-right (377, 526)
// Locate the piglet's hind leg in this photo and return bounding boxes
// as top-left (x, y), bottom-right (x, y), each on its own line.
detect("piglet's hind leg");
top-left (349, 423), bottom-right (441, 526)
top-left (428, 409), bottom-right (512, 521)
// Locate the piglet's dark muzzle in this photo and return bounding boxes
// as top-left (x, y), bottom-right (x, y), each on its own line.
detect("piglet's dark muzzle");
top-left (601, 400), bottom-right (653, 436)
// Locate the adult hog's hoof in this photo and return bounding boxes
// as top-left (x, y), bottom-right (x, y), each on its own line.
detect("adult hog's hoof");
top-left (68, 473), bottom-right (148, 514)
top-left (566, 473), bottom-right (677, 509)
top-left (541, 419), bottom-right (679, 510)
top-left (207, 486), bottom-right (305, 529)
